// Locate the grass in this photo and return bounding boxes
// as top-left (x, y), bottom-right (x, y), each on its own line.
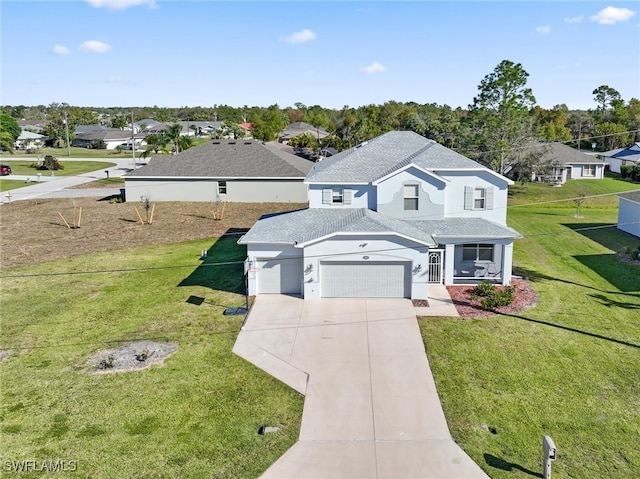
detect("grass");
top-left (420, 177), bottom-right (640, 479)
top-left (0, 160), bottom-right (116, 177)
top-left (0, 236), bottom-right (303, 478)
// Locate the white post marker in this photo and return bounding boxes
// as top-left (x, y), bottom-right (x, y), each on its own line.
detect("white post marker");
top-left (543, 435), bottom-right (556, 479)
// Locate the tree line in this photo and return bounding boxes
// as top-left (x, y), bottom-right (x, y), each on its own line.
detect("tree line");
top-left (2, 60), bottom-right (639, 179)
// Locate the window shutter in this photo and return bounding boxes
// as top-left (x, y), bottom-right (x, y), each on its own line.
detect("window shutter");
top-left (343, 189), bottom-right (352, 205)
top-left (464, 186), bottom-right (473, 210)
top-left (486, 186), bottom-right (494, 210)
top-left (322, 189), bottom-right (331, 204)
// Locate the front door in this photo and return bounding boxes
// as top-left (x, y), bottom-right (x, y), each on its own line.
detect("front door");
top-left (428, 251), bottom-right (443, 283)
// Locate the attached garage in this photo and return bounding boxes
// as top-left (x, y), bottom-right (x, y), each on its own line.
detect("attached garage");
top-left (320, 261), bottom-right (411, 298)
top-left (257, 257), bottom-right (303, 294)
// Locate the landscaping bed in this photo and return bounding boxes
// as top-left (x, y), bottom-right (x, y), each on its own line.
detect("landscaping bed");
top-left (447, 278), bottom-right (538, 318)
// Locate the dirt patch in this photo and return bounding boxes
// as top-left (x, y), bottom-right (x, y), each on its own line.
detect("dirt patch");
top-left (86, 340), bottom-right (178, 374)
top-left (69, 180), bottom-right (125, 189)
top-left (617, 252), bottom-right (640, 266)
top-left (446, 278), bottom-right (538, 318)
top-left (412, 299), bottom-right (429, 307)
top-left (0, 198), bottom-right (307, 269)
top-left (0, 350), bottom-right (10, 362)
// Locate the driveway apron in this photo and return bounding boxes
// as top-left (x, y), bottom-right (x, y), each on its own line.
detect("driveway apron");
top-left (233, 295), bottom-right (489, 479)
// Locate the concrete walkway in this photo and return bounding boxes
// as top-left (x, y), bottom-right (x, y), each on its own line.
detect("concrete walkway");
top-left (233, 295), bottom-right (488, 479)
top-left (1, 158), bottom-right (138, 204)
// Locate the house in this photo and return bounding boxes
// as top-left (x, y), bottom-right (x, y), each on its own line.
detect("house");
top-left (124, 139), bottom-right (313, 203)
top-left (617, 190), bottom-right (640, 238)
top-left (238, 131), bottom-right (521, 300)
top-left (144, 121), bottom-right (223, 137)
top-left (600, 142), bottom-right (640, 174)
top-left (530, 142), bottom-right (606, 184)
top-left (278, 122), bottom-right (331, 144)
top-left (72, 129), bottom-right (142, 150)
top-left (16, 130), bottom-right (47, 150)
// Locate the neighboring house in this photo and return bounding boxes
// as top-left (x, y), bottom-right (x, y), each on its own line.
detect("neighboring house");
top-left (143, 121), bottom-right (222, 137)
top-left (72, 130), bottom-right (142, 150)
top-left (74, 125), bottom-right (111, 135)
top-left (16, 130), bottom-right (47, 150)
top-left (17, 120), bottom-right (47, 133)
top-left (238, 131), bottom-right (521, 300)
top-left (124, 139), bottom-right (313, 203)
top-left (530, 142), bottom-right (606, 184)
top-left (278, 122), bottom-right (330, 144)
top-left (600, 143), bottom-right (640, 174)
top-left (617, 190), bottom-right (640, 238)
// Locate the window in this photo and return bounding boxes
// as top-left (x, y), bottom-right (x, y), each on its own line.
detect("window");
top-left (218, 181), bottom-right (227, 195)
top-left (322, 188), bottom-right (352, 205)
top-left (403, 184), bottom-right (419, 210)
top-left (462, 244), bottom-right (494, 262)
top-left (583, 165), bottom-right (596, 177)
top-left (464, 186), bottom-right (494, 210)
top-left (332, 188), bottom-right (343, 204)
top-left (474, 188), bottom-right (485, 209)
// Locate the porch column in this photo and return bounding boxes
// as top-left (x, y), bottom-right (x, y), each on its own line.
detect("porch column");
top-left (502, 243), bottom-right (513, 285)
top-left (444, 244), bottom-right (455, 285)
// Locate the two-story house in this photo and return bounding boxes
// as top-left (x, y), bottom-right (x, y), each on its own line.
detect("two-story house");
top-left (238, 131), bottom-right (521, 300)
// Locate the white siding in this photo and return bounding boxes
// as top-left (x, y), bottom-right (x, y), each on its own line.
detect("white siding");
top-left (618, 198), bottom-right (640, 238)
top-left (308, 184), bottom-right (373, 208)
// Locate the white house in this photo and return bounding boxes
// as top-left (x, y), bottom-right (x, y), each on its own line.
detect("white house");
top-left (600, 143), bottom-right (640, 174)
top-left (530, 142), bottom-right (606, 184)
top-left (238, 131), bottom-right (521, 300)
top-left (617, 191), bottom-right (640, 238)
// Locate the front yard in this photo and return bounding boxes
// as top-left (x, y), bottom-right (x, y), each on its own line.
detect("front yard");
top-left (420, 179), bottom-right (640, 478)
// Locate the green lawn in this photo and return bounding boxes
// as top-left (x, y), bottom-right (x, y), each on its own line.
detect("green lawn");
top-left (0, 236), bottom-right (303, 478)
top-left (0, 160), bottom-right (116, 177)
top-left (420, 178), bottom-right (640, 479)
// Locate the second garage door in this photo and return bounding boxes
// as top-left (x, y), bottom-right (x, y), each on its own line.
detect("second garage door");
top-left (320, 261), bottom-right (411, 298)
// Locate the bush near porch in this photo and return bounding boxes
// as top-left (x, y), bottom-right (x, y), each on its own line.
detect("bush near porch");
top-left (420, 177), bottom-right (640, 479)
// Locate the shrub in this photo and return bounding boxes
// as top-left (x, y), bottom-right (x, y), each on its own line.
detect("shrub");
top-left (34, 155), bottom-right (63, 171)
top-left (471, 281), bottom-right (496, 298)
top-left (471, 282), bottom-right (516, 310)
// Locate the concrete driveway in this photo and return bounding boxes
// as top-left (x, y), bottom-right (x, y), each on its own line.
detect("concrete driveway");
top-left (233, 295), bottom-right (489, 479)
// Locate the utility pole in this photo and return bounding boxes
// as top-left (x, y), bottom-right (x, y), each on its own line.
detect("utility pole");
top-left (64, 109), bottom-right (71, 157)
top-left (131, 111), bottom-right (136, 169)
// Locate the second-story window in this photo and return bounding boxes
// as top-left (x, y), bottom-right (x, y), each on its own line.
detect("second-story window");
top-left (332, 188), bottom-right (343, 203)
top-left (474, 188), bottom-right (486, 209)
top-left (404, 184), bottom-right (419, 210)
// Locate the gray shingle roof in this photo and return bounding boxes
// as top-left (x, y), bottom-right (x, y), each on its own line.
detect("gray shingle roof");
top-left (238, 208), bottom-right (436, 246)
top-left (529, 142), bottom-right (606, 166)
top-left (238, 208), bottom-right (519, 245)
top-left (618, 190), bottom-right (640, 203)
top-left (280, 122), bottom-right (330, 140)
top-left (306, 131), bottom-right (483, 184)
top-left (126, 139), bottom-right (313, 178)
top-left (413, 218), bottom-right (521, 240)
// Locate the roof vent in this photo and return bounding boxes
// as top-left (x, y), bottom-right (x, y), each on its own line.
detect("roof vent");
top-left (228, 141), bottom-right (236, 144)
top-left (212, 140), bottom-right (221, 144)
top-left (244, 141), bottom-right (252, 145)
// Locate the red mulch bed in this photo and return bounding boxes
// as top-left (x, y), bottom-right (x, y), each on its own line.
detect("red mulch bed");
top-left (446, 278), bottom-right (538, 318)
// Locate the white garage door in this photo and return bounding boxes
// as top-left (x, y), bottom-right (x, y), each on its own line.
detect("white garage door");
top-left (320, 261), bottom-right (411, 298)
top-left (257, 257), bottom-right (303, 294)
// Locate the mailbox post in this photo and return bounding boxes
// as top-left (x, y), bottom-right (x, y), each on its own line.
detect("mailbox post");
top-left (543, 435), bottom-right (556, 479)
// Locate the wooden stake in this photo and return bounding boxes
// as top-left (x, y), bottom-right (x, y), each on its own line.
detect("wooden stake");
top-left (148, 204), bottom-right (156, 224)
top-left (58, 212), bottom-right (71, 229)
top-left (76, 207), bottom-right (82, 228)
top-left (135, 207), bottom-right (144, 224)
top-left (218, 201), bottom-right (226, 220)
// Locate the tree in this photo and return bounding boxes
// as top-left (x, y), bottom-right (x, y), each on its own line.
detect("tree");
top-left (468, 60), bottom-right (537, 175)
top-left (0, 113), bottom-right (21, 142)
top-left (592, 85), bottom-right (621, 123)
top-left (165, 123), bottom-right (193, 154)
top-left (0, 132), bottom-right (15, 153)
top-left (532, 105), bottom-right (572, 142)
top-left (111, 115), bottom-right (128, 130)
top-left (567, 110), bottom-right (594, 149)
top-left (594, 122), bottom-right (630, 151)
top-left (141, 133), bottom-right (170, 158)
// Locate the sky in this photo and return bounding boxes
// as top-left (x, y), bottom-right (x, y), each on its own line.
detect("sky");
top-left (1, 0), bottom-right (639, 111)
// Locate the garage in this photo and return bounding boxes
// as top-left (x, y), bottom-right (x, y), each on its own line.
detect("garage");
top-left (257, 257), bottom-right (303, 294)
top-left (320, 261), bottom-right (411, 298)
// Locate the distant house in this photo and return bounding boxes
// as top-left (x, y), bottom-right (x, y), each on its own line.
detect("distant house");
top-left (617, 191), bottom-right (640, 239)
top-left (600, 143), bottom-right (640, 174)
top-left (124, 139), bottom-right (313, 203)
top-left (16, 130), bottom-right (47, 150)
top-left (143, 121), bottom-right (222, 137)
top-left (239, 131), bottom-right (521, 300)
top-left (530, 142), bottom-right (606, 184)
top-left (17, 120), bottom-right (47, 133)
top-left (72, 130), bottom-right (142, 150)
top-left (278, 122), bottom-right (330, 144)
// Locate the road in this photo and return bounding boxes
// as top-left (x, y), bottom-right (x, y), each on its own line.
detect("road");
top-left (1, 158), bottom-right (143, 204)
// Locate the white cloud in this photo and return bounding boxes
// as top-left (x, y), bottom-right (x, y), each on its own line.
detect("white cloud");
top-left (52, 45), bottom-right (70, 55)
top-left (536, 26), bottom-right (551, 34)
top-left (362, 61), bottom-right (387, 74)
top-left (284, 29), bottom-right (316, 44)
top-left (590, 6), bottom-right (635, 24)
top-left (85, 0), bottom-right (156, 10)
top-left (79, 40), bottom-right (112, 53)
top-left (564, 15), bottom-right (584, 23)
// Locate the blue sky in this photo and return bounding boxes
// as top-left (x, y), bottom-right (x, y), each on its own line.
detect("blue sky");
top-left (2, 1), bottom-right (639, 111)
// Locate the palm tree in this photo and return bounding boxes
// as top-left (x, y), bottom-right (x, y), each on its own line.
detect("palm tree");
top-left (166, 123), bottom-right (183, 154)
top-left (141, 133), bottom-right (170, 159)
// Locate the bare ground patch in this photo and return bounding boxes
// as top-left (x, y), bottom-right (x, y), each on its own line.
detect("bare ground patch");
top-left (86, 340), bottom-right (178, 374)
top-left (0, 350), bottom-right (10, 362)
top-left (0, 198), bottom-right (306, 269)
